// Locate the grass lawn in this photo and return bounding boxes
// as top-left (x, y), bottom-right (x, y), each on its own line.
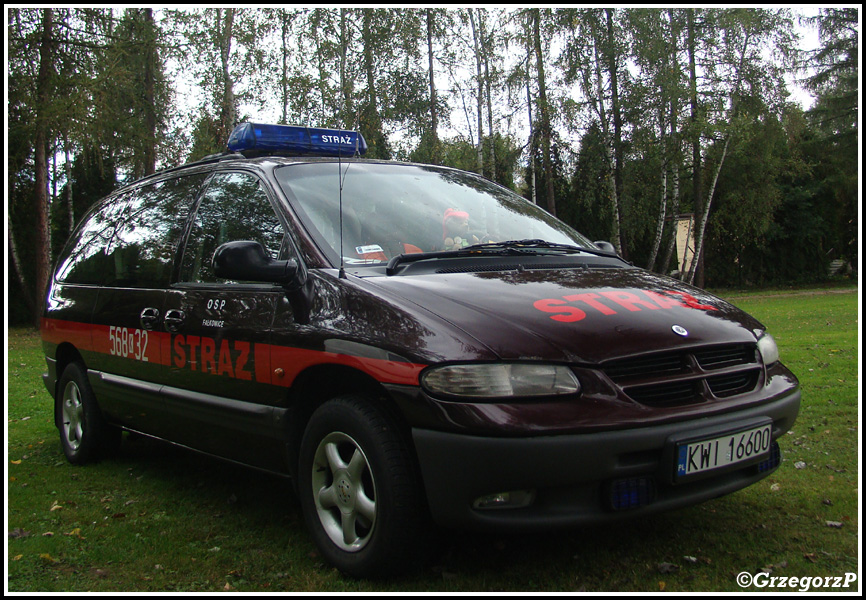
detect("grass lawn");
top-left (6, 286), bottom-right (859, 592)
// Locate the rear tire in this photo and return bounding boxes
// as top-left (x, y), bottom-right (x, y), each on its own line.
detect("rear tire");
top-left (56, 362), bottom-right (121, 464)
top-left (298, 394), bottom-right (427, 578)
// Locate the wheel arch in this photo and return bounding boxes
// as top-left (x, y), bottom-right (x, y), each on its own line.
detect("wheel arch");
top-left (283, 363), bottom-right (418, 484)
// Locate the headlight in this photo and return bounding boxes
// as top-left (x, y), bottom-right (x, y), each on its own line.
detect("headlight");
top-left (421, 363), bottom-right (581, 399)
top-left (757, 332), bottom-right (780, 366)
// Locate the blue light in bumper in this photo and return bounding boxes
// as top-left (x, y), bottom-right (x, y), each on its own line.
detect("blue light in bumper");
top-left (609, 477), bottom-right (656, 510)
top-left (227, 122), bottom-right (367, 157)
top-left (757, 441), bottom-right (782, 473)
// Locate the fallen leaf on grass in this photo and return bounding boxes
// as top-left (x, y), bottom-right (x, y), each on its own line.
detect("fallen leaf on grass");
top-left (64, 528), bottom-right (85, 539)
top-left (39, 553), bottom-right (59, 564)
top-left (761, 561), bottom-right (788, 574)
top-left (825, 521), bottom-right (844, 528)
top-left (49, 501), bottom-right (63, 512)
top-left (658, 562), bottom-right (679, 574)
top-left (804, 553), bottom-right (817, 563)
top-left (8, 528), bottom-right (31, 539)
top-left (658, 581), bottom-right (666, 591)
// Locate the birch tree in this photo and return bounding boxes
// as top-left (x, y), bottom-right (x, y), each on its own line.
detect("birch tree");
top-left (559, 8), bottom-right (627, 251)
top-left (683, 9), bottom-right (797, 285)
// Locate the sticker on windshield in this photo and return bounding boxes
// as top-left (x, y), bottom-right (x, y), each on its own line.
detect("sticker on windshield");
top-left (356, 245), bottom-right (384, 255)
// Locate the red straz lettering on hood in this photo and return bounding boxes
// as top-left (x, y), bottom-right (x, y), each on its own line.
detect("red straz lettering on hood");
top-left (533, 289), bottom-right (718, 323)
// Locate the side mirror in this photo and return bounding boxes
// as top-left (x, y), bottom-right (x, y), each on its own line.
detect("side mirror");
top-left (212, 241), bottom-right (299, 285)
top-left (593, 240), bottom-right (617, 255)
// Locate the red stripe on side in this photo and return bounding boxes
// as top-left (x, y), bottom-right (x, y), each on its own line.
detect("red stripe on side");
top-left (269, 344), bottom-right (425, 387)
top-left (41, 318), bottom-right (425, 387)
top-left (88, 323), bottom-right (167, 366)
top-left (41, 318), bottom-right (94, 351)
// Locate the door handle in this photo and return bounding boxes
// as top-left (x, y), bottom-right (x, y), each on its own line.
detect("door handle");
top-left (139, 307), bottom-right (160, 330)
top-left (164, 309), bottom-right (186, 332)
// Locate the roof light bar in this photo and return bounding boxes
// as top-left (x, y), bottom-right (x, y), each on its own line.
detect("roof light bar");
top-left (227, 122), bottom-right (367, 157)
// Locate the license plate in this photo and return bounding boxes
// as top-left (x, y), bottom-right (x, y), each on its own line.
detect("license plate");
top-left (675, 424), bottom-right (772, 479)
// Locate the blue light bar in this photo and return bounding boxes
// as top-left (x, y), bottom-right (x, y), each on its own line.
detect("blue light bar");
top-left (227, 123), bottom-right (367, 157)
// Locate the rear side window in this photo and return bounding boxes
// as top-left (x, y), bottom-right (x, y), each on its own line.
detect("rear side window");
top-left (55, 194), bottom-right (131, 285)
top-left (57, 173), bottom-right (207, 287)
top-left (180, 171), bottom-right (286, 284)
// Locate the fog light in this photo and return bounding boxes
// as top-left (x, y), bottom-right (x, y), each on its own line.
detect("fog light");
top-left (608, 477), bottom-right (656, 510)
top-left (472, 489), bottom-right (535, 510)
top-left (757, 441), bottom-right (781, 473)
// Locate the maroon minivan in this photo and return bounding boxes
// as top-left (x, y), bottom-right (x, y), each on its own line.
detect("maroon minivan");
top-left (42, 123), bottom-right (800, 577)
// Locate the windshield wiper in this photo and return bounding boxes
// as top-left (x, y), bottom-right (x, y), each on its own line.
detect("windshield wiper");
top-left (385, 239), bottom-right (618, 275)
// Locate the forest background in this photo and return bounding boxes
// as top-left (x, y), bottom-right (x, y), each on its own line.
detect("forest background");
top-left (6, 8), bottom-right (860, 326)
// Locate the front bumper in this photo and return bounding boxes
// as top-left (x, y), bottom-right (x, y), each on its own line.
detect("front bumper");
top-left (411, 389), bottom-right (800, 532)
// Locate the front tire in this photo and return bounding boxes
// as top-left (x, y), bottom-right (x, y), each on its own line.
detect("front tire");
top-left (298, 394), bottom-right (427, 577)
top-left (56, 362), bottom-right (121, 464)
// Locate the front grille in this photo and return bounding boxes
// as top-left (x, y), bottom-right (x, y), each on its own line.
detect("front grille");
top-left (602, 351), bottom-right (686, 380)
top-left (695, 344), bottom-right (757, 370)
top-left (602, 343), bottom-right (761, 407)
top-left (626, 381), bottom-right (702, 407)
top-left (707, 369), bottom-right (761, 398)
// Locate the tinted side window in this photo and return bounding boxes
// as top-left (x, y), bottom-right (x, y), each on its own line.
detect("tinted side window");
top-left (180, 172), bottom-right (286, 284)
top-left (57, 173), bottom-right (207, 287)
top-left (56, 194), bottom-right (132, 285)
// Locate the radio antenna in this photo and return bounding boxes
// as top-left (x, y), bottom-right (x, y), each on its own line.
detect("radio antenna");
top-left (338, 151), bottom-right (346, 279)
top-left (337, 109), bottom-right (363, 280)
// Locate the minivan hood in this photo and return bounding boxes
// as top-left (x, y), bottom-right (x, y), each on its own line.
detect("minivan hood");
top-left (366, 267), bottom-right (763, 364)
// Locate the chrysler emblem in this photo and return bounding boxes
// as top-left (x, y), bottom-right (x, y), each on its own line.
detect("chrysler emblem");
top-left (672, 325), bottom-right (689, 337)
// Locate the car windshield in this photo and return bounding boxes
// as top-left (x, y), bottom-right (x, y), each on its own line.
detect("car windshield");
top-left (275, 162), bottom-right (594, 267)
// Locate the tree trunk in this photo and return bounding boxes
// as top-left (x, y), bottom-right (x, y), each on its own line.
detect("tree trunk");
top-left (217, 8), bottom-right (235, 146)
top-left (33, 8), bottom-right (54, 326)
top-left (685, 28), bottom-right (750, 286)
top-left (660, 10), bottom-right (681, 275)
top-left (647, 106), bottom-right (667, 271)
top-left (526, 53), bottom-right (536, 205)
top-left (605, 9), bottom-right (626, 258)
top-left (65, 137), bottom-right (74, 234)
top-left (361, 9), bottom-right (386, 158)
top-left (426, 9), bottom-right (439, 162)
top-left (469, 9), bottom-right (484, 175)
top-left (687, 9), bottom-right (703, 284)
top-left (143, 8), bottom-right (157, 175)
top-left (660, 114), bottom-right (681, 275)
top-left (480, 12), bottom-right (496, 181)
top-left (588, 20), bottom-right (621, 255)
top-left (532, 9), bottom-right (556, 216)
top-left (339, 9), bottom-right (353, 127)
top-left (685, 136), bottom-right (730, 285)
